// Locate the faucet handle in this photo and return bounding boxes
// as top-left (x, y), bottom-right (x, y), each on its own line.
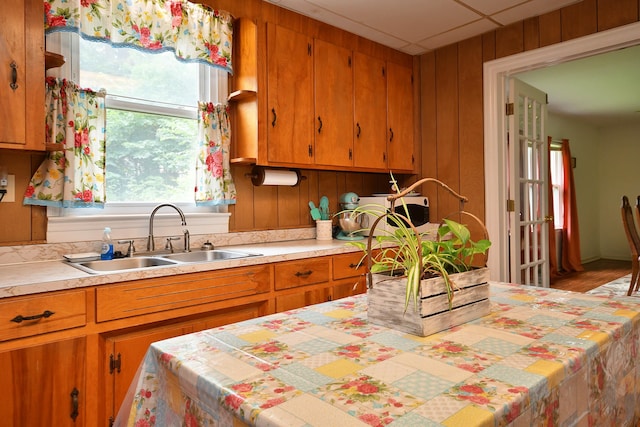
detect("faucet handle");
top-left (165, 236), bottom-right (181, 253)
top-left (183, 229), bottom-right (191, 252)
top-left (118, 239), bottom-right (136, 257)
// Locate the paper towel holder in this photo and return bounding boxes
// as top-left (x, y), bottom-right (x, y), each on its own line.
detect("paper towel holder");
top-left (246, 166), bottom-right (306, 187)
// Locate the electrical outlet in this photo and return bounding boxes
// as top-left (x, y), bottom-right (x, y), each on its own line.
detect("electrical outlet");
top-left (0, 174), bottom-right (15, 203)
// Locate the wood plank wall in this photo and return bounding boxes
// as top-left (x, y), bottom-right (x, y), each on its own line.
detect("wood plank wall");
top-left (419, 0), bottom-right (639, 233)
top-left (1, 0), bottom-right (638, 243)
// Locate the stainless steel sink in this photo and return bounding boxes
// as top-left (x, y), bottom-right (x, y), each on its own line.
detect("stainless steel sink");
top-left (69, 256), bottom-right (180, 274)
top-left (158, 249), bottom-right (260, 263)
top-left (67, 249), bottom-right (261, 274)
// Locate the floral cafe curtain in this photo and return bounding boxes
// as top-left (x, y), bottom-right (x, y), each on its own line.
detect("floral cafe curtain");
top-left (44, 0), bottom-right (233, 73)
top-left (24, 78), bottom-right (106, 208)
top-left (195, 102), bottom-right (236, 205)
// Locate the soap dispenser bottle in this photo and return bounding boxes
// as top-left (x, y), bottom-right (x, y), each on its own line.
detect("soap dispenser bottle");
top-left (101, 227), bottom-right (114, 260)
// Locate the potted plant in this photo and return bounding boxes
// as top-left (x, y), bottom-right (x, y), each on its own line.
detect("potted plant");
top-left (345, 176), bottom-right (492, 336)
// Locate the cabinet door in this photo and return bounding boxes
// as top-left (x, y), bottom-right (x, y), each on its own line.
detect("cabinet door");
top-left (0, 337), bottom-right (86, 426)
top-left (332, 277), bottom-right (367, 300)
top-left (104, 324), bottom-right (192, 424)
top-left (266, 24), bottom-right (314, 165)
top-left (314, 39), bottom-right (353, 167)
top-left (353, 52), bottom-right (387, 170)
top-left (276, 287), bottom-right (331, 312)
top-left (103, 303), bottom-right (267, 423)
top-left (387, 62), bottom-right (415, 172)
top-left (0, 0), bottom-right (44, 150)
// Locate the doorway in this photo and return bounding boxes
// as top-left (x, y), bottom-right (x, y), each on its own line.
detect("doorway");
top-left (483, 21), bottom-right (640, 283)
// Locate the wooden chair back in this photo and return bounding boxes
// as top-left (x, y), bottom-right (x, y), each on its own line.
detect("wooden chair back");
top-left (620, 195), bottom-right (640, 295)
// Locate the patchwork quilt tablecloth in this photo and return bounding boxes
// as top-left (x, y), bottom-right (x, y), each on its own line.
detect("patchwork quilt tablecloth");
top-left (117, 282), bottom-right (640, 426)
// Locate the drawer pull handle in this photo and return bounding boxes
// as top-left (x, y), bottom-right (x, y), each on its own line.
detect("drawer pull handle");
top-left (349, 263), bottom-right (359, 269)
top-left (294, 270), bottom-right (312, 278)
top-left (70, 388), bottom-right (79, 421)
top-left (11, 310), bottom-right (55, 323)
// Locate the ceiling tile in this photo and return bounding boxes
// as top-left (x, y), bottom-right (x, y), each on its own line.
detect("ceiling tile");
top-left (308, 0), bottom-right (482, 43)
top-left (459, 0), bottom-right (530, 16)
top-left (418, 19), bottom-right (498, 50)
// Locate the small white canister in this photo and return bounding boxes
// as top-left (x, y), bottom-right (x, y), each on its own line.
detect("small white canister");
top-left (316, 220), bottom-right (333, 240)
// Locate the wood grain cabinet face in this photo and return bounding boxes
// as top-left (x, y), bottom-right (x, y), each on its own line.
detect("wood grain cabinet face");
top-left (102, 303), bottom-right (266, 423)
top-left (386, 61), bottom-right (415, 172)
top-left (96, 265), bottom-right (271, 322)
top-left (314, 39), bottom-right (354, 167)
top-left (274, 257), bottom-right (331, 290)
top-left (353, 52), bottom-right (388, 170)
top-left (0, 337), bottom-right (86, 427)
top-left (0, 0), bottom-right (44, 150)
top-left (0, 290), bottom-right (87, 342)
top-left (266, 23), bottom-right (314, 165)
top-left (332, 252), bottom-right (367, 299)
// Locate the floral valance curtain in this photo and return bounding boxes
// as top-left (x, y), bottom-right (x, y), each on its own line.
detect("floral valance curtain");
top-left (44, 0), bottom-right (233, 73)
top-left (195, 102), bottom-right (236, 205)
top-left (24, 78), bottom-right (106, 208)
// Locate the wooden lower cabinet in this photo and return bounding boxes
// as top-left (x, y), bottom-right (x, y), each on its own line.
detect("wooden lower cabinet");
top-left (275, 253), bottom-right (367, 312)
top-left (0, 252), bottom-right (368, 426)
top-left (0, 337), bottom-right (86, 427)
top-left (101, 302), bottom-right (268, 425)
top-left (276, 287), bottom-right (332, 311)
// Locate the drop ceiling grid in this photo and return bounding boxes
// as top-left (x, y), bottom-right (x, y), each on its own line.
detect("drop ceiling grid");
top-left (265, 0), bottom-right (584, 54)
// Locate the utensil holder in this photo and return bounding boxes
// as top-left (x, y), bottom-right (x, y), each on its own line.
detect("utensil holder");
top-left (316, 220), bottom-right (333, 240)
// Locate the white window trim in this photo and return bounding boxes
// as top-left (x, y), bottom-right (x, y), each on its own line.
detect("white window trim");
top-left (47, 210), bottom-right (230, 243)
top-left (44, 32), bottom-right (232, 243)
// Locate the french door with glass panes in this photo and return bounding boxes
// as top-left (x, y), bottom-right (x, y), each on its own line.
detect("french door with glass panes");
top-left (507, 78), bottom-right (550, 287)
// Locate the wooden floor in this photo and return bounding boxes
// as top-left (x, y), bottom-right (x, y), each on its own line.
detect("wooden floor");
top-left (550, 259), bottom-right (632, 293)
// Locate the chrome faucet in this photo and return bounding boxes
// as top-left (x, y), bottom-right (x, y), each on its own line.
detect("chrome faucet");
top-left (147, 203), bottom-right (191, 252)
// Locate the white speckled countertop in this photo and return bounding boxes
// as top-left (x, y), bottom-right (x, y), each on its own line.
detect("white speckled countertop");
top-left (0, 228), bottom-right (366, 299)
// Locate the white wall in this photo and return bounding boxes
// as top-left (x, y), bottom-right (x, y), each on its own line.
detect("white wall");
top-left (547, 114), bottom-right (601, 262)
top-left (598, 123), bottom-right (640, 261)
top-left (547, 115), bottom-right (639, 263)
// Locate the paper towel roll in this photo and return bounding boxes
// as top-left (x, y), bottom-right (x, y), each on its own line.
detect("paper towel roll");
top-left (251, 167), bottom-right (300, 186)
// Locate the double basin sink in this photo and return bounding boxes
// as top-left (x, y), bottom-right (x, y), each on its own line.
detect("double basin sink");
top-left (68, 249), bottom-right (261, 274)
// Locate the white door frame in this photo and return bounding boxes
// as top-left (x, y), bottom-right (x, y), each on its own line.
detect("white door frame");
top-left (483, 21), bottom-right (640, 282)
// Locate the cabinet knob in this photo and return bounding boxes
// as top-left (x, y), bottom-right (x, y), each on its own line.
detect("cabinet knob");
top-left (317, 116), bottom-right (322, 133)
top-left (271, 108), bottom-right (277, 127)
top-left (389, 127), bottom-right (394, 142)
top-left (356, 123), bottom-right (361, 138)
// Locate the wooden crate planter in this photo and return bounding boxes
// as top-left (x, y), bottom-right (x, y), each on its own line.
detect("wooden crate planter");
top-left (367, 267), bottom-right (491, 337)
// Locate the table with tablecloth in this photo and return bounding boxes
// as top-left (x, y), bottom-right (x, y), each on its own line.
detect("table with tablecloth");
top-left (116, 282), bottom-right (640, 426)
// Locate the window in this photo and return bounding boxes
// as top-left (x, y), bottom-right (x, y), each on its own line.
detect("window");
top-left (80, 38), bottom-right (204, 203)
top-left (45, 33), bottom-right (230, 242)
top-left (550, 146), bottom-right (564, 229)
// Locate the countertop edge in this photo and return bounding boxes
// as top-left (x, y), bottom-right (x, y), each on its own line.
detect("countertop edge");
top-left (0, 239), bottom-right (365, 299)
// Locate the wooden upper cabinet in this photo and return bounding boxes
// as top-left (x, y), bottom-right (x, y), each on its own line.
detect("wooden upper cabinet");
top-left (0, 0), bottom-right (45, 150)
top-left (266, 23), bottom-right (314, 165)
top-left (314, 39), bottom-right (354, 167)
top-left (353, 52), bottom-right (387, 170)
top-left (387, 61), bottom-right (415, 172)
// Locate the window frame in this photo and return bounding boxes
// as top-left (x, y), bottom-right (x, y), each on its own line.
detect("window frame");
top-left (44, 32), bottom-right (231, 243)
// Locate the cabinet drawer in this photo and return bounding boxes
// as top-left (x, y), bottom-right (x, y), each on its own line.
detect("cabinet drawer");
top-left (0, 290), bottom-right (87, 341)
top-left (274, 258), bottom-right (330, 290)
top-left (96, 265), bottom-right (271, 322)
top-left (333, 252), bottom-right (366, 280)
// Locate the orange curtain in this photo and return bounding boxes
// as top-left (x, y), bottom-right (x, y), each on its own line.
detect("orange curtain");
top-left (548, 137), bottom-right (559, 277)
top-left (560, 139), bottom-right (583, 272)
